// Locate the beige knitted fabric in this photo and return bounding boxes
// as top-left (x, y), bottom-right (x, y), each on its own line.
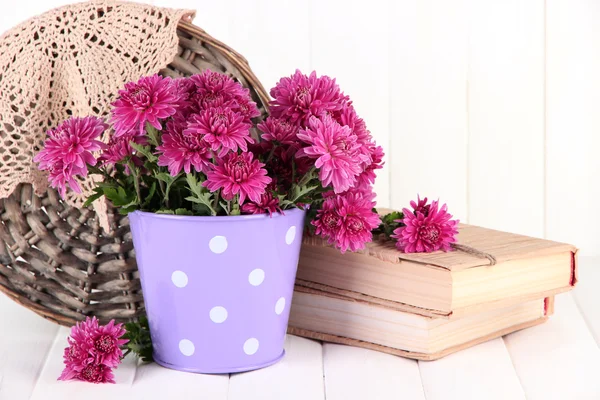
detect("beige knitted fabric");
top-left (0, 0), bottom-right (194, 222)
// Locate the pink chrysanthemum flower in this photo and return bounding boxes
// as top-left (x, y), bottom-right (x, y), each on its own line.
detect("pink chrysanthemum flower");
top-left (312, 191), bottom-right (380, 253)
top-left (241, 190), bottom-right (282, 216)
top-left (231, 91), bottom-right (261, 123)
top-left (99, 130), bottom-right (147, 168)
top-left (172, 78), bottom-right (197, 115)
top-left (335, 102), bottom-right (370, 144)
top-left (203, 152), bottom-right (272, 204)
top-left (189, 70), bottom-right (259, 122)
top-left (111, 75), bottom-right (179, 135)
top-left (58, 316), bottom-right (127, 384)
top-left (34, 116), bottom-right (106, 171)
top-left (77, 363), bottom-right (116, 384)
top-left (58, 340), bottom-right (93, 381)
top-left (392, 200), bottom-right (459, 253)
top-left (44, 161), bottom-right (85, 197)
top-left (409, 195), bottom-right (431, 217)
top-left (34, 116), bottom-right (106, 197)
top-left (332, 103), bottom-right (386, 186)
top-left (88, 319), bottom-right (128, 368)
top-left (297, 115), bottom-right (366, 193)
top-left (258, 116), bottom-right (299, 146)
top-left (355, 144), bottom-right (385, 190)
top-left (157, 117), bottom-right (212, 176)
top-left (185, 107), bottom-right (253, 157)
top-left (270, 70), bottom-right (348, 125)
top-left (193, 90), bottom-right (230, 111)
top-left (190, 69), bottom-right (247, 98)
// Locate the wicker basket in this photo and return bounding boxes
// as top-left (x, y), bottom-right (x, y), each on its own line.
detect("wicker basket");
top-left (0, 21), bottom-right (270, 327)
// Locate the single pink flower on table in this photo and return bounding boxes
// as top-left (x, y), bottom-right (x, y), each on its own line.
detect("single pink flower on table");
top-left (157, 117), bottom-right (212, 176)
top-left (270, 70), bottom-right (348, 125)
top-left (410, 195), bottom-right (430, 217)
top-left (312, 190), bottom-right (380, 253)
top-left (111, 75), bottom-right (179, 136)
top-left (297, 115), bottom-right (366, 193)
top-left (88, 319), bottom-right (128, 368)
top-left (58, 316), bottom-right (127, 384)
top-left (241, 190), bottom-right (282, 216)
top-left (204, 152), bottom-right (272, 204)
top-left (34, 116), bottom-right (106, 170)
top-left (78, 363), bottom-right (116, 384)
top-left (185, 107), bottom-right (252, 157)
top-left (58, 339), bottom-right (94, 381)
top-left (392, 200), bottom-right (459, 253)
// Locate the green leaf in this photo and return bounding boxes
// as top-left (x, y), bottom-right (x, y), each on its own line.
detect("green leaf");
top-left (130, 142), bottom-right (158, 163)
top-left (191, 202), bottom-right (212, 216)
top-left (142, 182), bottom-right (157, 208)
top-left (104, 186), bottom-right (136, 207)
top-left (123, 316), bottom-right (153, 363)
top-left (155, 209), bottom-right (175, 214)
top-left (289, 184), bottom-right (319, 203)
top-left (118, 205), bottom-right (138, 215)
top-left (95, 181), bottom-right (119, 189)
top-left (185, 173), bottom-right (203, 197)
top-left (185, 173), bottom-right (217, 215)
top-left (175, 208), bottom-right (193, 215)
top-left (83, 188), bottom-right (104, 208)
top-left (87, 165), bottom-right (105, 176)
top-left (145, 122), bottom-right (160, 147)
top-left (219, 201), bottom-right (230, 215)
top-left (296, 167), bottom-right (318, 188)
top-left (155, 172), bottom-right (176, 184)
top-left (373, 210), bottom-right (405, 238)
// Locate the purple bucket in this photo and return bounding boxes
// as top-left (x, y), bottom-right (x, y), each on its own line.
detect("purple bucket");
top-left (129, 208), bottom-right (306, 374)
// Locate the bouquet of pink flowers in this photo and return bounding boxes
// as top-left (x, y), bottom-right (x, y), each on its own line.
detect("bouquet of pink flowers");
top-left (35, 70), bottom-right (384, 253)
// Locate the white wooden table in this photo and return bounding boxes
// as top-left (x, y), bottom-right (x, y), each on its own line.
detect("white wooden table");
top-left (1, 257), bottom-right (599, 400)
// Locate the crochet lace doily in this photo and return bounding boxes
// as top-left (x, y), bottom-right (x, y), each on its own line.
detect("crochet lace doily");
top-left (0, 1), bottom-right (194, 227)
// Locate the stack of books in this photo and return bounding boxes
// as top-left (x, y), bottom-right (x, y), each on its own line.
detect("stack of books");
top-left (288, 223), bottom-right (577, 360)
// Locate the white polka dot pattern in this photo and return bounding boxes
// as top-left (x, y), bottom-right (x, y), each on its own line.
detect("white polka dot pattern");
top-left (171, 271), bottom-right (188, 288)
top-left (179, 339), bottom-right (195, 356)
top-left (248, 268), bottom-right (265, 286)
top-left (243, 338), bottom-right (260, 355)
top-left (275, 297), bottom-right (286, 315)
top-left (285, 226), bottom-right (297, 245)
top-left (209, 236), bottom-right (228, 254)
top-left (210, 306), bottom-right (228, 323)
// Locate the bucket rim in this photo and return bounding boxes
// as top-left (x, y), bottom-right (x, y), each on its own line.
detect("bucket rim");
top-left (129, 207), bottom-right (306, 222)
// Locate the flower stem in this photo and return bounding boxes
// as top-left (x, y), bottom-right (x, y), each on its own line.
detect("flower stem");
top-left (128, 161), bottom-right (142, 205)
top-left (297, 166), bottom-right (317, 187)
top-left (265, 145), bottom-right (277, 163)
top-left (157, 180), bottom-right (167, 205)
top-left (213, 189), bottom-right (220, 216)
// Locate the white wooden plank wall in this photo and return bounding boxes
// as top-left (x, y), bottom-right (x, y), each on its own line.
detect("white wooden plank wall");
top-left (467, 0), bottom-right (545, 238)
top-left (1, 0), bottom-right (598, 254)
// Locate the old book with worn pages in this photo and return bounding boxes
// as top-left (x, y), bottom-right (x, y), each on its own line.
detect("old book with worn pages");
top-left (288, 285), bottom-right (554, 360)
top-left (297, 224), bottom-right (577, 318)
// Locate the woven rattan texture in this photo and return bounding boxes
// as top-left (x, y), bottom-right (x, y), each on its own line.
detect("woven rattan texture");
top-left (0, 21), bottom-right (270, 327)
